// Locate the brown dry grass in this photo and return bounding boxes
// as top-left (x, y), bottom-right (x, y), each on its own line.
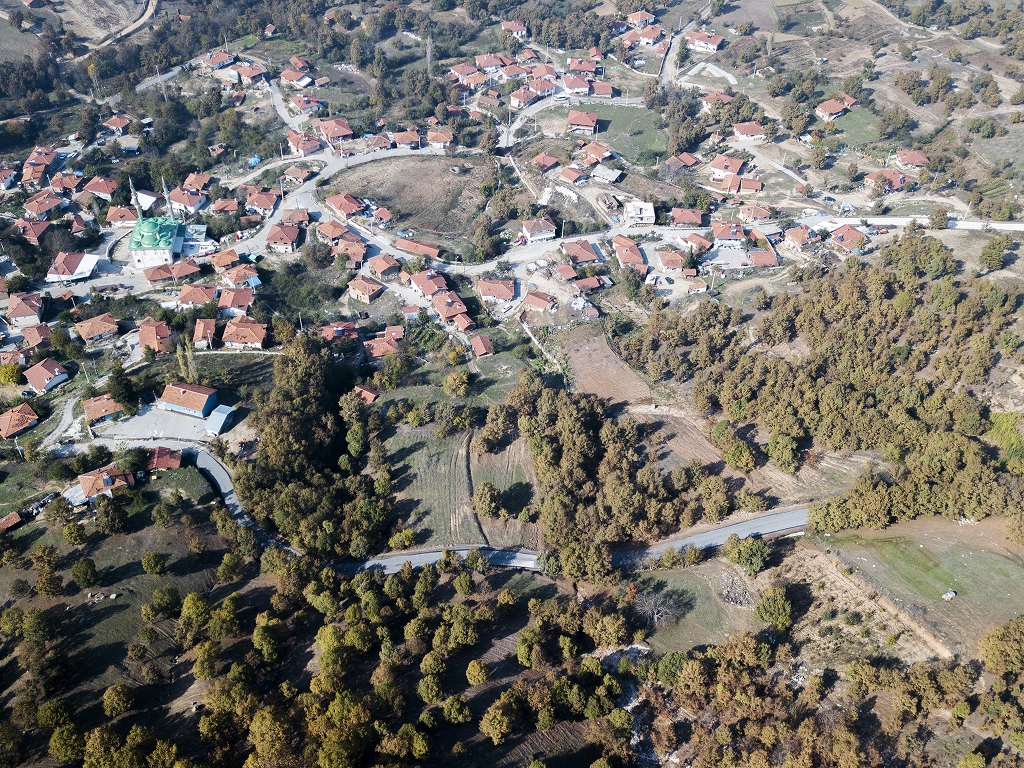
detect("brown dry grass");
top-left (564, 325), bottom-right (653, 404)
top-left (324, 155), bottom-right (488, 240)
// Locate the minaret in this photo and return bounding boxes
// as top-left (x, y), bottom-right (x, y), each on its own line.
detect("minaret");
top-left (162, 176), bottom-right (176, 223)
top-left (129, 176), bottom-right (143, 222)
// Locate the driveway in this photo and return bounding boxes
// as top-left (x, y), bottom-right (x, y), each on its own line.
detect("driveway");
top-left (93, 405), bottom-right (215, 443)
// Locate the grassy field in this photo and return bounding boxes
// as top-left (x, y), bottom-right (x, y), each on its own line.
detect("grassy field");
top-left (537, 105), bottom-right (667, 164)
top-left (0, 468), bottom-right (226, 730)
top-left (834, 110), bottom-right (880, 146)
top-left (0, 462), bottom-right (59, 513)
top-left (825, 517), bottom-right (1024, 656)
top-left (642, 561), bottom-right (762, 653)
top-left (470, 437), bottom-right (540, 549)
top-left (133, 353), bottom-right (277, 405)
top-left (385, 425), bottom-right (485, 548)
top-left (984, 412), bottom-right (1024, 464)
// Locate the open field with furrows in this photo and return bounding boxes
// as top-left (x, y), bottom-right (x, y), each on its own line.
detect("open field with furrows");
top-left (325, 155), bottom-right (489, 240)
top-left (563, 326), bottom-right (653, 405)
top-left (0, 21), bottom-right (39, 63)
top-left (470, 436), bottom-right (540, 550)
top-left (385, 425), bottom-right (485, 548)
top-left (0, 468), bottom-right (226, 731)
top-left (823, 516), bottom-right (1024, 657)
top-left (2, 0), bottom-right (143, 43)
top-left (754, 539), bottom-right (947, 666)
top-left (642, 560), bottom-right (763, 653)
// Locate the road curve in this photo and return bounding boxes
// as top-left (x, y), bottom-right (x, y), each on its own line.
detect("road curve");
top-left (69, 437), bottom-right (808, 572)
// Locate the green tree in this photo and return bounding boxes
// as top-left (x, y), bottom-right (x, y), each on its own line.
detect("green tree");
top-left (471, 482), bottom-right (504, 519)
top-left (48, 724), bottom-right (84, 763)
top-left (193, 639), bottom-right (219, 679)
top-left (102, 684), bottom-right (134, 718)
top-left (95, 495), bottom-right (127, 535)
top-left (754, 586), bottom-right (793, 632)
top-left (466, 659), bottom-right (491, 686)
top-left (141, 551), bottom-right (166, 575)
top-left (217, 552), bottom-right (244, 582)
top-left (62, 522), bottom-right (86, 546)
top-left (71, 557), bottom-right (98, 589)
top-left (442, 694), bottom-right (472, 724)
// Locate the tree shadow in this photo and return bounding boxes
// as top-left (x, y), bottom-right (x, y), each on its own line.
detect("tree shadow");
top-left (501, 482), bottom-right (533, 517)
top-left (785, 580), bottom-right (814, 624)
top-left (389, 440), bottom-right (426, 466)
top-left (101, 560), bottom-right (144, 584)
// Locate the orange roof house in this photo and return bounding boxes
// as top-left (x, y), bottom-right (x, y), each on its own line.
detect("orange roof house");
top-left (0, 403), bottom-right (38, 439)
top-left (78, 463), bottom-right (135, 500)
top-left (82, 394), bottom-right (123, 424)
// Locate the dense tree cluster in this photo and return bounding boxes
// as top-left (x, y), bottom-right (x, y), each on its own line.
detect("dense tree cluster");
top-left (616, 237), bottom-right (1017, 535)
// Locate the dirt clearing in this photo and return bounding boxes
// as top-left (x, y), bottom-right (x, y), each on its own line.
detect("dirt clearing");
top-left (564, 326), bottom-right (653, 405)
top-left (323, 155), bottom-right (488, 241)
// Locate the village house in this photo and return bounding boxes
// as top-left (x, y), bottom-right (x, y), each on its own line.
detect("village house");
top-left (739, 204), bottom-right (772, 223)
top-left (733, 121), bottom-right (766, 141)
top-left (567, 110), bottom-right (599, 135)
top-left (82, 176), bottom-right (118, 201)
top-left (427, 130), bottom-right (454, 149)
top-left (326, 192), bottom-right (366, 219)
top-left (8, 293), bottom-right (42, 327)
top-left (182, 172), bottom-right (213, 193)
top-left (105, 206), bottom-right (140, 227)
top-left (532, 152), bottom-right (560, 172)
top-left (685, 30), bottom-right (724, 52)
top-left (139, 316), bottom-right (172, 353)
top-left (74, 312), bottom-right (119, 346)
top-left (501, 19), bottom-right (527, 38)
top-left (560, 167), bottom-right (588, 186)
top-left (168, 187), bottom-right (208, 217)
top-left (470, 336), bottom-right (494, 357)
top-left (720, 174), bottom-right (763, 194)
top-left (200, 50), bottom-right (235, 69)
top-left (510, 86), bottom-right (538, 110)
top-left (316, 117), bottom-right (354, 147)
top-left (349, 275), bottom-right (385, 303)
top-left (784, 224), bottom-right (820, 250)
top-left (218, 288), bottom-right (254, 317)
top-left (354, 385), bottom-right (378, 403)
top-left (671, 208), bottom-right (704, 227)
top-left (13, 219), bottom-right (50, 247)
top-left (46, 251), bottom-right (98, 283)
top-left (280, 69), bottom-right (313, 88)
top-left (0, 403), bottom-right (38, 439)
top-left (554, 264), bottom-right (578, 281)
top-left (591, 82), bottom-right (613, 98)
top-left (24, 359), bottom-right (68, 393)
top-left (287, 129), bottom-right (323, 157)
top-left (159, 382), bottom-right (218, 418)
top-left (582, 142), bottom-right (613, 163)
top-left (320, 320), bottom-right (358, 344)
top-left (522, 291), bottom-right (556, 312)
top-left (266, 224), bottom-right (301, 253)
top-left (193, 318), bottom-right (217, 349)
top-left (316, 220), bottom-right (350, 245)
top-left (290, 94), bottom-right (324, 115)
top-left (865, 168), bottom-right (908, 194)
top-left (212, 198), bottom-right (239, 215)
top-left (177, 284), bottom-right (219, 310)
top-left (77, 463), bottom-right (135, 501)
top-left (895, 149), bottom-right (929, 169)
top-left (396, 238), bottom-right (442, 260)
top-left (478, 278), bottom-right (515, 302)
top-left (712, 220), bottom-right (747, 248)
top-left (700, 91), bottom-right (733, 113)
top-left (624, 200), bottom-right (656, 227)
top-left (561, 239), bottom-right (600, 264)
top-left (23, 189), bottom-right (65, 220)
top-left (830, 224), bottom-right (868, 254)
top-left (82, 394), bottom-right (123, 425)
top-left (658, 250), bottom-right (689, 272)
top-left (148, 446), bottom-right (183, 471)
top-left (222, 264), bottom-right (260, 290)
top-left (22, 324), bottom-right (51, 350)
top-left (222, 316), bottom-right (268, 350)
top-left (612, 235), bottom-right (647, 274)
top-left (707, 153), bottom-right (744, 180)
top-left (369, 255), bottom-right (402, 280)
top-left (815, 99), bottom-right (847, 122)
top-left (521, 217), bottom-right (557, 243)
top-left (627, 9), bottom-right (655, 28)
top-left (410, 270), bottom-right (448, 298)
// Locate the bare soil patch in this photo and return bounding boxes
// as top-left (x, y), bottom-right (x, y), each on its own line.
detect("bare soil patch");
top-left (564, 325), bottom-right (653, 405)
top-left (324, 154), bottom-right (487, 242)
